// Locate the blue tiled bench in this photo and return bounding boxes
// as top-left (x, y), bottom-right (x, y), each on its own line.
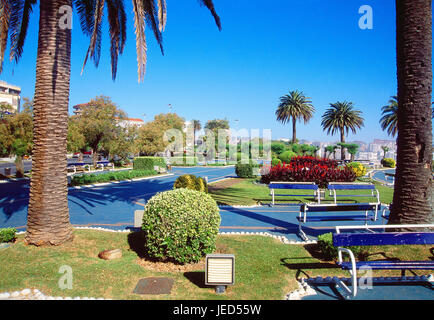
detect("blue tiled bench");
top-left (327, 182), bottom-right (379, 204)
top-left (332, 224), bottom-right (434, 298)
top-left (268, 182), bottom-right (321, 205)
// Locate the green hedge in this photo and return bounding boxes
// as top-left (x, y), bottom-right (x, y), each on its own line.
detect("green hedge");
top-left (0, 228), bottom-right (17, 243)
top-left (235, 162), bottom-right (259, 178)
top-left (142, 188), bottom-right (220, 264)
top-left (133, 157), bottom-right (166, 171)
top-left (69, 169), bottom-right (157, 186)
top-left (317, 233), bottom-right (367, 261)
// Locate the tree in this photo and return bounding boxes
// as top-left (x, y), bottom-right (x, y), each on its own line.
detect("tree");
top-left (204, 119), bottom-right (229, 133)
top-left (275, 90), bottom-right (315, 144)
top-left (0, 0), bottom-right (221, 246)
top-left (380, 95), bottom-right (433, 137)
top-left (135, 113), bottom-right (185, 156)
top-left (380, 96), bottom-right (398, 137)
top-left (69, 96), bottom-right (127, 167)
top-left (0, 102), bottom-right (14, 119)
top-left (192, 119), bottom-right (201, 148)
top-left (321, 101), bottom-right (364, 160)
top-left (338, 143), bottom-right (359, 162)
top-left (381, 145), bottom-right (390, 160)
top-left (389, 0), bottom-right (433, 226)
top-left (0, 112), bottom-right (33, 177)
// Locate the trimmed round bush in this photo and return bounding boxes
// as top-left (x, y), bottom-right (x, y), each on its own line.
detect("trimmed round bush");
top-left (271, 157), bottom-right (282, 167)
top-left (381, 158), bottom-right (396, 168)
top-left (347, 162), bottom-right (367, 177)
top-left (278, 150), bottom-right (297, 163)
top-left (173, 174), bottom-right (208, 193)
top-left (142, 188), bottom-right (220, 264)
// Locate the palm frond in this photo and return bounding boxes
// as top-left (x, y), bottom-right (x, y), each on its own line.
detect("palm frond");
top-left (132, 0), bottom-right (147, 82)
top-left (0, 0), bottom-right (11, 73)
top-left (81, 0), bottom-right (105, 74)
top-left (142, 0), bottom-right (164, 55)
top-left (157, 0), bottom-right (166, 32)
top-left (106, 0), bottom-right (127, 80)
top-left (74, 0), bottom-right (96, 37)
top-left (198, 0), bottom-right (222, 30)
top-left (9, 0), bottom-right (36, 64)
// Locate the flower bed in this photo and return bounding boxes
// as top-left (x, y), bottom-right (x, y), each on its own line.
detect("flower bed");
top-left (260, 156), bottom-right (356, 188)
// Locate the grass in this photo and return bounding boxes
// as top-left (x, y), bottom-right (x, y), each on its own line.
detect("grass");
top-left (209, 178), bottom-right (394, 206)
top-left (1, 230), bottom-right (431, 300)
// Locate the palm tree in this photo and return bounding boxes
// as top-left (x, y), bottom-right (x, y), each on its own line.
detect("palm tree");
top-left (381, 146), bottom-right (389, 160)
top-left (380, 95), bottom-right (433, 137)
top-left (379, 96), bottom-right (398, 137)
top-left (321, 101), bottom-right (364, 160)
top-left (390, 0), bottom-right (433, 226)
top-left (275, 90), bottom-right (315, 144)
top-left (0, 0), bottom-right (221, 246)
top-left (192, 119), bottom-right (201, 148)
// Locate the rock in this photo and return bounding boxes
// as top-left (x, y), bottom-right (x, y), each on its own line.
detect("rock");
top-left (21, 289), bottom-right (31, 296)
top-left (98, 248), bottom-right (122, 260)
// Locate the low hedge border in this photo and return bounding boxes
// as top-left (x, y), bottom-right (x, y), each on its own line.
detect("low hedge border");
top-left (69, 169), bottom-right (160, 187)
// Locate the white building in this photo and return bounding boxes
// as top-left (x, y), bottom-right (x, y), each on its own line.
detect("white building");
top-left (0, 81), bottom-right (21, 112)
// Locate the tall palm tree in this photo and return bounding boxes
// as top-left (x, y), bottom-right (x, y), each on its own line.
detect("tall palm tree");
top-left (0, 0), bottom-right (221, 246)
top-left (390, 0), bottom-right (433, 226)
top-left (192, 119), bottom-right (201, 148)
top-left (379, 96), bottom-right (398, 137)
top-left (321, 101), bottom-right (364, 160)
top-left (275, 90), bottom-right (315, 144)
top-left (380, 95), bottom-right (433, 137)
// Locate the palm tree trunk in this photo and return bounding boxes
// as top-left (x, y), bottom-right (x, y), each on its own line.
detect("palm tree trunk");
top-left (340, 129), bottom-right (346, 160)
top-left (389, 0), bottom-right (433, 226)
top-left (25, 0), bottom-right (74, 246)
top-left (292, 117), bottom-right (297, 144)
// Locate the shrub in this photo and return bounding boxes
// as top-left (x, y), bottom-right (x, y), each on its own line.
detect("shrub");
top-left (235, 162), bottom-right (259, 178)
top-left (133, 157), bottom-right (166, 171)
top-left (347, 162), bottom-right (367, 177)
top-left (381, 158), bottom-right (396, 168)
top-left (271, 157), bottom-right (282, 167)
top-left (173, 174), bottom-right (208, 193)
top-left (317, 233), bottom-right (367, 261)
top-left (69, 169), bottom-right (157, 186)
top-left (271, 142), bottom-right (287, 155)
top-left (261, 156), bottom-right (356, 188)
top-left (278, 150), bottom-right (297, 163)
top-left (0, 228), bottom-right (17, 243)
top-left (142, 188), bottom-right (220, 264)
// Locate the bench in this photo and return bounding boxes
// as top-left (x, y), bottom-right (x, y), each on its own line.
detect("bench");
top-left (97, 161), bottom-right (114, 171)
top-left (67, 162), bottom-right (91, 174)
top-left (332, 224), bottom-right (434, 298)
top-left (297, 203), bottom-right (381, 241)
top-left (327, 182), bottom-right (379, 204)
top-left (268, 182), bottom-right (321, 206)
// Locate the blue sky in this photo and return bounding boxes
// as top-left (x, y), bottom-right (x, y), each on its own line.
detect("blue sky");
top-left (0, 0), bottom-right (431, 143)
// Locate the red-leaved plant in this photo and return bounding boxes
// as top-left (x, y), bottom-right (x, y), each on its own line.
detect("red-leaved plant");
top-left (261, 156), bottom-right (356, 188)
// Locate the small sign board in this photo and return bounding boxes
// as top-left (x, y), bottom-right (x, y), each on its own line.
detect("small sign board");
top-left (205, 254), bottom-right (235, 286)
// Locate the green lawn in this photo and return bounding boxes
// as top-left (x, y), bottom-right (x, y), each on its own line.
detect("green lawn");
top-left (210, 178), bottom-right (394, 206)
top-left (0, 230), bottom-right (430, 300)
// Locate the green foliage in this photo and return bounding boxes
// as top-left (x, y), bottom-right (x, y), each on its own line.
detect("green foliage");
top-left (317, 233), bottom-right (366, 261)
top-left (347, 162), bottom-right (367, 177)
top-left (170, 156), bottom-right (198, 166)
top-left (69, 169), bottom-right (157, 186)
top-left (0, 228), bottom-right (17, 243)
top-left (173, 174), bottom-right (208, 193)
top-left (235, 162), bottom-right (259, 178)
top-left (133, 157), bottom-right (166, 171)
top-left (271, 142), bottom-right (287, 155)
top-left (278, 150), bottom-right (297, 163)
top-left (381, 158), bottom-right (396, 168)
top-left (142, 188), bottom-right (220, 264)
top-left (271, 157), bottom-right (282, 166)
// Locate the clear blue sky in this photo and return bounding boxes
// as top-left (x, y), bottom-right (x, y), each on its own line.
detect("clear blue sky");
top-left (1, 0), bottom-right (432, 143)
